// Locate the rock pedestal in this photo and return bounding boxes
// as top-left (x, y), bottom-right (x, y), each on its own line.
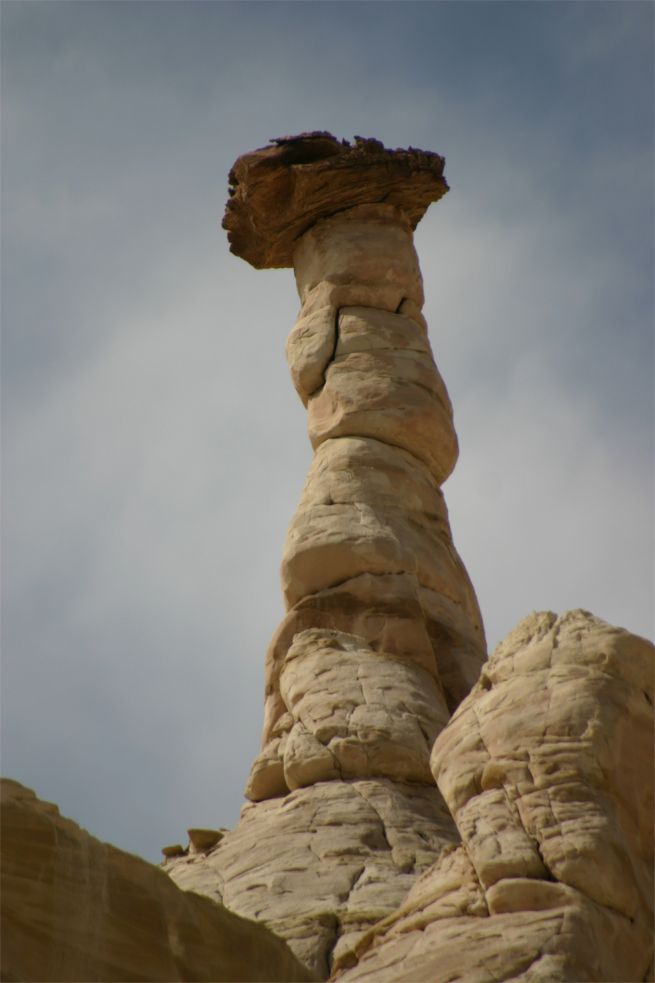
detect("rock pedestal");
top-left (251, 198), bottom-right (485, 802)
top-left (164, 134), bottom-right (486, 978)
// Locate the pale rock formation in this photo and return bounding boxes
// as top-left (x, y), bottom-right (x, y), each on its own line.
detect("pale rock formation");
top-left (5, 132), bottom-right (651, 983)
top-left (280, 629), bottom-right (447, 787)
top-left (332, 610), bottom-right (654, 983)
top-left (0, 779), bottom-right (312, 983)
top-left (164, 134), bottom-right (655, 982)
top-left (245, 627), bottom-right (450, 797)
top-left (166, 779), bottom-right (456, 977)
top-left (164, 133), bottom-right (485, 978)
top-left (259, 197), bottom-right (485, 789)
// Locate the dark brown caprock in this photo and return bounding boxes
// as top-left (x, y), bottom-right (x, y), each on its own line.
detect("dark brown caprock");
top-left (222, 132), bottom-right (449, 268)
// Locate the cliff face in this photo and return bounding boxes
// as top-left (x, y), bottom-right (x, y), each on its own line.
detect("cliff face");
top-left (0, 779), bottom-right (312, 983)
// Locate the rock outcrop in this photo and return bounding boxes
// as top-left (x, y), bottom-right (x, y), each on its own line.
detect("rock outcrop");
top-left (164, 134), bottom-right (486, 978)
top-left (331, 610), bottom-right (654, 983)
top-left (223, 133), bottom-right (448, 268)
top-left (0, 779), bottom-right (312, 983)
top-left (4, 135), bottom-right (653, 983)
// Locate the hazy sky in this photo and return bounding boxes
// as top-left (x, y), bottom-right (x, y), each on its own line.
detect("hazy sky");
top-left (2, 1), bottom-right (653, 863)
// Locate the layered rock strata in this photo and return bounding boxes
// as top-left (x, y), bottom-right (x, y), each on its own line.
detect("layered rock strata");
top-left (164, 134), bottom-right (486, 978)
top-left (332, 610), bottom-right (655, 983)
top-left (0, 779), bottom-right (311, 983)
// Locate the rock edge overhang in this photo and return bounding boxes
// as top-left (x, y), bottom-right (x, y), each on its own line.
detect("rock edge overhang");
top-left (222, 132), bottom-right (449, 269)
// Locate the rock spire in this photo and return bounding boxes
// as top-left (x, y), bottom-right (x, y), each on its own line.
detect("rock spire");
top-left (223, 132), bottom-right (449, 268)
top-left (1, 133), bottom-right (651, 983)
top-left (164, 133), bottom-right (486, 977)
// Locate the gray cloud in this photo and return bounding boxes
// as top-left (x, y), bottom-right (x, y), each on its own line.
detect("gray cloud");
top-left (2, 1), bottom-right (652, 862)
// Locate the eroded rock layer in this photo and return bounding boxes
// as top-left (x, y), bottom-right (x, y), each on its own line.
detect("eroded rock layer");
top-left (0, 779), bottom-right (311, 983)
top-left (256, 202), bottom-right (486, 793)
top-left (223, 133), bottom-right (448, 268)
top-left (332, 610), bottom-right (655, 983)
top-left (165, 143), bottom-right (485, 978)
top-left (165, 779), bottom-right (456, 979)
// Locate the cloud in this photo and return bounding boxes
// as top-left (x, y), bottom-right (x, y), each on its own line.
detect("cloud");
top-left (2, 1), bottom-right (652, 862)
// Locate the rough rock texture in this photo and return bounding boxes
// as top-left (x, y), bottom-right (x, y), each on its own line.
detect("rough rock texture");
top-left (8, 134), bottom-right (652, 983)
top-left (165, 137), bottom-right (485, 980)
top-left (167, 138), bottom-right (655, 982)
top-left (0, 779), bottom-right (312, 983)
top-left (165, 779), bottom-right (456, 979)
top-left (223, 133), bottom-right (448, 268)
top-left (332, 610), bottom-right (655, 983)
top-left (262, 200), bottom-right (485, 779)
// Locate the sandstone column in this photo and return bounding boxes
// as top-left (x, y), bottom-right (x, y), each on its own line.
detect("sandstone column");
top-left (164, 133), bottom-right (486, 979)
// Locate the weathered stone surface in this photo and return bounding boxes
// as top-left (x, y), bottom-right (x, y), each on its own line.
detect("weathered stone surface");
top-left (287, 305), bottom-right (430, 408)
top-left (286, 306), bottom-right (338, 403)
top-left (260, 571), bottom-right (441, 754)
top-left (165, 778), bottom-right (457, 980)
top-left (434, 609), bottom-right (654, 919)
top-left (187, 827), bottom-right (225, 853)
top-left (338, 307), bottom-right (430, 357)
top-left (259, 567), bottom-right (485, 762)
top-left (246, 628), bottom-right (450, 800)
top-left (266, 432), bottom-right (484, 745)
top-left (287, 209), bottom-right (458, 485)
top-left (253, 193), bottom-right (485, 778)
top-left (306, 351), bottom-right (456, 487)
top-left (223, 133), bottom-right (448, 269)
top-left (172, 136), bottom-right (484, 981)
top-left (418, 585), bottom-right (487, 710)
top-left (282, 440), bottom-right (476, 609)
top-left (223, 139), bottom-right (483, 809)
top-left (333, 611), bottom-right (654, 982)
top-left (293, 205), bottom-right (425, 311)
top-left (0, 779), bottom-right (312, 983)
top-left (281, 630), bottom-right (448, 782)
top-left (295, 435), bottom-right (444, 517)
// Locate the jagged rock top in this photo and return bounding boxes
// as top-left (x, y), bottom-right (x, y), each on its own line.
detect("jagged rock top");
top-left (222, 132), bottom-right (449, 268)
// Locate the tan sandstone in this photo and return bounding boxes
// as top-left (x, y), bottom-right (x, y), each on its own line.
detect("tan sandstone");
top-left (259, 628), bottom-right (450, 794)
top-left (164, 778), bottom-right (457, 979)
top-left (0, 779), bottom-right (312, 983)
top-left (6, 130), bottom-right (651, 983)
top-left (163, 133), bottom-right (485, 979)
top-left (7, 131), bottom-right (651, 983)
top-left (332, 610), bottom-right (654, 983)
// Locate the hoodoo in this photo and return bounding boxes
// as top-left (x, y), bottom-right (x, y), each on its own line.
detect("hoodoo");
top-left (164, 133), bottom-right (486, 977)
top-left (162, 135), bottom-right (654, 983)
top-left (2, 133), bottom-right (652, 983)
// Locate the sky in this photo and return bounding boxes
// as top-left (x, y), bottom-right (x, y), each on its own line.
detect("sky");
top-left (2, 0), bottom-right (653, 864)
